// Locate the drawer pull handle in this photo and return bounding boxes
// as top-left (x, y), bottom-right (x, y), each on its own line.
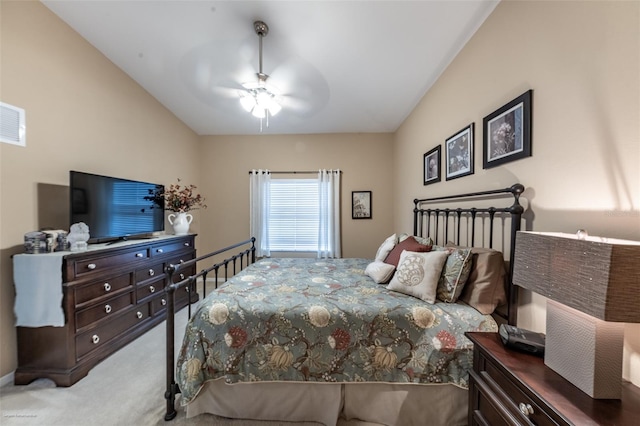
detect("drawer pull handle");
top-left (87, 263), bottom-right (96, 270)
top-left (136, 253), bottom-right (144, 258)
top-left (179, 273), bottom-right (185, 280)
top-left (149, 285), bottom-right (156, 293)
top-left (161, 299), bottom-right (167, 306)
top-left (148, 269), bottom-right (155, 277)
top-left (184, 242), bottom-right (190, 247)
top-left (179, 259), bottom-right (185, 264)
top-left (519, 403), bottom-right (534, 417)
top-left (92, 335), bottom-right (100, 344)
top-left (103, 283), bottom-right (111, 292)
top-left (105, 304), bottom-right (112, 314)
top-left (136, 311), bottom-right (143, 319)
top-left (157, 248), bottom-right (164, 253)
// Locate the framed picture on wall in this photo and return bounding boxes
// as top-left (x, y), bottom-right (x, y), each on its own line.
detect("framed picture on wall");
top-left (445, 123), bottom-right (474, 180)
top-left (352, 191), bottom-right (372, 219)
top-left (483, 89), bottom-right (533, 169)
top-left (423, 146), bottom-right (441, 185)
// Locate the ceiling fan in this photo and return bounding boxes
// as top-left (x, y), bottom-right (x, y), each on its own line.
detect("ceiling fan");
top-left (238, 20), bottom-right (282, 130)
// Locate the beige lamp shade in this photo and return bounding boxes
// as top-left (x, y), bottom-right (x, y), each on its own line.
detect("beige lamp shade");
top-left (512, 231), bottom-right (640, 323)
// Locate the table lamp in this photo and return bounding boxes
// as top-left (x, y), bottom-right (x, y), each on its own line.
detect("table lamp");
top-left (512, 230), bottom-right (640, 399)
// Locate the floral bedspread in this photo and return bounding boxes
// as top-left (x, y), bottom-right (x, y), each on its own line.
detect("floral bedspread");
top-left (176, 258), bottom-right (497, 404)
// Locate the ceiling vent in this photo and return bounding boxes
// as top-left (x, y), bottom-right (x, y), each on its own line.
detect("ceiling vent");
top-left (0, 102), bottom-right (26, 147)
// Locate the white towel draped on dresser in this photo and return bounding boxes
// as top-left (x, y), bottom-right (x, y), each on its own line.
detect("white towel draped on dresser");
top-left (13, 253), bottom-right (65, 327)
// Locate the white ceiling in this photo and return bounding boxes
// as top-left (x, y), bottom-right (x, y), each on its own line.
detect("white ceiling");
top-left (42, 0), bottom-right (499, 136)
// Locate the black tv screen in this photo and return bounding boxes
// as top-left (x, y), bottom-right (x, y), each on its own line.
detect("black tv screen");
top-left (70, 171), bottom-right (164, 243)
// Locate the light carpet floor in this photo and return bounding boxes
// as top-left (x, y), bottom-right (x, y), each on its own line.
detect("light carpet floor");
top-left (0, 306), bottom-right (337, 426)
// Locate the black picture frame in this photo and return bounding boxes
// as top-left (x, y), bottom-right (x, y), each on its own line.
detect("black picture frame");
top-left (423, 146), bottom-right (441, 185)
top-left (483, 89), bottom-right (532, 169)
top-left (445, 123), bottom-right (474, 180)
top-left (352, 191), bottom-right (372, 219)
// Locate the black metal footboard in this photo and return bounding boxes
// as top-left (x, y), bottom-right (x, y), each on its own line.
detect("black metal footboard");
top-left (164, 237), bottom-right (256, 421)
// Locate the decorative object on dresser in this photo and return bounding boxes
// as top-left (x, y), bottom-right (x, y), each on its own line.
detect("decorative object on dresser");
top-left (13, 235), bottom-right (197, 387)
top-left (512, 230), bottom-right (640, 399)
top-left (146, 178), bottom-right (206, 235)
top-left (466, 332), bottom-right (640, 426)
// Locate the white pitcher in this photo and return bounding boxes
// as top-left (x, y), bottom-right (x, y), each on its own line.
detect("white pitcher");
top-left (168, 212), bottom-right (193, 235)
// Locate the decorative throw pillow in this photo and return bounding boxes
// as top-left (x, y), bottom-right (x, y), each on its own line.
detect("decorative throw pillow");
top-left (383, 236), bottom-right (432, 267)
top-left (456, 246), bottom-right (507, 314)
top-left (398, 233), bottom-right (433, 246)
top-left (433, 246), bottom-right (473, 303)
top-left (387, 250), bottom-right (450, 303)
top-left (374, 234), bottom-right (397, 262)
top-left (365, 261), bottom-right (396, 284)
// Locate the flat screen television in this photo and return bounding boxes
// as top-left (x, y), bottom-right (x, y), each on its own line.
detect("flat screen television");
top-left (69, 171), bottom-right (165, 244)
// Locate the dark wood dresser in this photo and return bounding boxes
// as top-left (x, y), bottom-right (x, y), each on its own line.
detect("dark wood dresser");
top-left (14, 235), bottom-right (197, 386)
top-left (466, 332), bottom-right (640, 426)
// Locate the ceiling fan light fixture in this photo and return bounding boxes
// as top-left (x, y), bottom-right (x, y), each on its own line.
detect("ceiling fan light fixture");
top-left (239, 20), bottom-right (282, 130)
top-left (239, 93), bottom-right (257, 112)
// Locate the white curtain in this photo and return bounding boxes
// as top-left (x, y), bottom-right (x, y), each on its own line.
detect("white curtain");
top-left (318, 169), bottom-right (341, 258)
top-left (249, 169), bottom-right (271, 257)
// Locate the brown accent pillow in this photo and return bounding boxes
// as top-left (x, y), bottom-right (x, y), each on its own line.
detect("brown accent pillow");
top-left (450, 245), bottom-right (507, 314)
top-left (383, 236), bottom-right (432, 267)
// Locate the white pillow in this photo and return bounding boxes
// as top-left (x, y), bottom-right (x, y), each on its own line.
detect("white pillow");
top-left (374, 233), bottom-right (397, 262)
top-left (365, 261), bottom-right (396, 284)
top-left (387, 250), bottom-right (449, 303)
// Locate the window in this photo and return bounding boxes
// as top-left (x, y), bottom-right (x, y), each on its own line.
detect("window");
top-left (268, 179), bottom-right (319, 251)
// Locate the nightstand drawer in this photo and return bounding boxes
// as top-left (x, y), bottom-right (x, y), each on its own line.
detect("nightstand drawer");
top-left (469, 370), bottom-right (521, 426)
top-left (482, 360), bottom-right (554, 426)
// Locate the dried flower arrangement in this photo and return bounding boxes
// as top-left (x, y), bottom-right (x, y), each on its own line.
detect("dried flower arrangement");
top-left (146, 179), bottom-right (207, 213)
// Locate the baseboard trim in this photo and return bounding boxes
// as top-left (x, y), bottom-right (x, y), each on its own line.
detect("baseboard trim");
top-left (0, 371), bottom-right (15, 388)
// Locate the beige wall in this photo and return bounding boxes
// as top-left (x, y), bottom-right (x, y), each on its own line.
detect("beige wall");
top-left (2, 0), bottom-right (639, 392)
top-left (393, 0), bottom-right (640, 385)
top-left (0, 1), bottom-right (200, 378)
top-left (197, 133), bottom-right (394, 259)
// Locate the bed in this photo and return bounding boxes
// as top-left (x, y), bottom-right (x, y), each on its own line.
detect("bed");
top-left (163, 183), bottom-right (525, 425)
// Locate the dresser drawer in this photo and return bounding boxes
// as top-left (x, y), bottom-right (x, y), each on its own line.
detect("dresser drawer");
top-left (151, 237), bottom-right (194, 257)
top-left (74, 273), bottom-right (133, 307)
top-left (75, 291), bottom-right (134, 331)
top-left (136, 277), bottom-right (164, 303)
top-left (69, 247), bottom-right (149, 280)
top-left (135, 262), bottom-right (164, 283)
top-left (151, 294), bottom-right (169, 316)
top-left (75, 304), bottom-right (151, 360)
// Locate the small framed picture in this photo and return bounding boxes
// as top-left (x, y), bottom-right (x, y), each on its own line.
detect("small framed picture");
top-left (483, 90), bottom-right (532, 169)
top-left (423, 146), bottom-right (441, 185)
top-left (352, 191), bottom-right (372, 219)
top-left (445, 123), bottom-right (474, 180)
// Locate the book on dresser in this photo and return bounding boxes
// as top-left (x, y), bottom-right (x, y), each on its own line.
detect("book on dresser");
top-left (13, 234), bottom-right (197, 387)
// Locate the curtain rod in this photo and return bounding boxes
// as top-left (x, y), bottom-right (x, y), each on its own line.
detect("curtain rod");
top-left (248, 170), bottom-right (341, 175)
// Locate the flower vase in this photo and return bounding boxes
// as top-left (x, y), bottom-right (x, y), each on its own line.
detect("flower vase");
top-left (168, 212), bottom-right (192, 235)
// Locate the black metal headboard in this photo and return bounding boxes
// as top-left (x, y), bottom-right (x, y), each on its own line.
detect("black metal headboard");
top-left (413, 184), bottom-right (524, 325)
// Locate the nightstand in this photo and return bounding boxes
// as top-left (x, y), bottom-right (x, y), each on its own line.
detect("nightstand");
top-left (465, 332), bottom-right (640, 426)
